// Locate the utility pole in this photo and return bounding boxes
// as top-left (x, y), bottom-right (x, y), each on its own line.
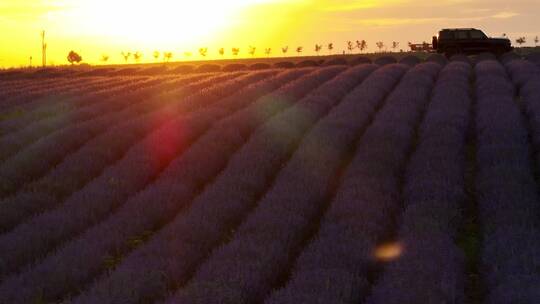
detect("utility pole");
top-left (41, 30), bottom-right (47, 67)
top-left (29, 56), bottom-right (33, 67)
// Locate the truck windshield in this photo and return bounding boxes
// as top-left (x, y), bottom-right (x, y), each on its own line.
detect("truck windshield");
top-left (440, 31), bottom-right (453, 39)
top-left (470, 30), bottom-right (487, 39)
top-left (456, 31), bottom-right (468, 39)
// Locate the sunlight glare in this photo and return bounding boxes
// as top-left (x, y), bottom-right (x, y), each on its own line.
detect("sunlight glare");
top-left (70, 0), bottom-right (278, 48)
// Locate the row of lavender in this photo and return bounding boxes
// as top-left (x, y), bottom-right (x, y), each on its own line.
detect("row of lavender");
top-left (0, 66), bottom-right (343, 303)
top-left (0, 72), bottom-right (263, 235)
top-left (0, 72), bottom-right (242, 198)
top-left (364, 59), bottom-right (540, 303)
top-left (69, 63), bottom-right (384, 304)
top-left (499, 59), bottom-right (540, 302)
top-left (366, 61), bottom-right (472, 303)
top-left (0, 77), bottom-right (62, 100)
top-left (0, 77), bottom-right (166, 159)
top-left (1, 59), bottom-right (539, 303)
top-left (0, 77), bottom-right (121, 118)
top-left (0, 69), bottom-right (281, 280)
top-left (475, 60), bottom-right (540, 303)
top-left (0, 77), bottom-right (154, 136)
top-left (0, 76), bottom-right (135, 112)
top-left (265, 61), bottom-right (441, 304)
top-left (265, 58), bottom-right (539, 304)
top-left (0, 76), bottom-right (92, 103)
top-left (0, 53), bottom-right (438, 112)
top-left (70, 61), bottom-right (438, 303)
top-left (0, 54), bottom-right (534, 141)
top-left (0, 73), bottom-right (218, 164)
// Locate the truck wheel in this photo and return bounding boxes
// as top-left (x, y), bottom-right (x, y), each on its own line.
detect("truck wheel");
top-left (494, 47), bottom-right (506, 58)
top-left (445, 48), bottom-right (458, 59)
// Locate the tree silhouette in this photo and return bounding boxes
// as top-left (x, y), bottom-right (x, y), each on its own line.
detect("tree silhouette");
top-left (163, 52), bottom-right (173, 62)
top-left (376, 41), bottom-right (385, 52)
top-left (391, 41), bottom-right (399, 52)
top-left (315, 44), bottom-right (322, 55)
top-left (41, 30), bottom-right (47, 67)
top-left (265, 48), bottom-right (272, 57)
top-left (219, 48), bottom-right (225, 57)
top-left (327, 43), bottom-right (334, 54)
top-left (347, 41), bottom-right (354, 53)
top-left (248, 46), bottom-right (256, 57)
top-left (502, 33), bottom-right (507, 37)
top-left (232, 48), bottom-right (240, 56)
top-left (133, 51), bottom-right (142, 62)
top-left (535, 36), bottom-right (539, 46)
top-left (121, 51), bottom-right (131, 62)
top-left (282, 46), bottom-right (289, 55)
top-left (199, 48), bottom-right (208, 57)
top-left (101, 54), bottom-right (110, 63)
top-left (153, 51), bottom-right (160, 61)
top-left (516, 37), bottom-right (526, 47)
top-left (360, 40), bottom-right (368, 53)
top-left (296, 46), bottom-right (303, 55)
top-left (67, 50), bottom-right (82, 65)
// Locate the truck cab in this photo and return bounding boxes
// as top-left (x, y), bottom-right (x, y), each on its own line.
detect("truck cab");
top-left (432, 28), bottom-right (512, 57)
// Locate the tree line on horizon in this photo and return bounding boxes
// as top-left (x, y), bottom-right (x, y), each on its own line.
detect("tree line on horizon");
top-left (65, 35), bottom-right (540, 65)
top-left (67, 40), bottom-right (396, 65)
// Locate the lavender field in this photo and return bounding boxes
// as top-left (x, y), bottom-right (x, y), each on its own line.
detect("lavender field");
top-left (0, 54), bottom-right (539, 304)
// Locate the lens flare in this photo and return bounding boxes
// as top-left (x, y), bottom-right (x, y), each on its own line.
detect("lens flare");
top-left (374, 242), bottom-right (402, 262)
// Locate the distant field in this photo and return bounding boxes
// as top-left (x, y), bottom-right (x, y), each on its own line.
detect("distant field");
top-left (1, 49), bottom-right (539, 79)
top-left (0, 52), bottom-right (539, 303)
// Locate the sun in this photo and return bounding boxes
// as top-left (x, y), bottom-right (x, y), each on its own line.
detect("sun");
top-left (69, 0), bottom-right (267, 49)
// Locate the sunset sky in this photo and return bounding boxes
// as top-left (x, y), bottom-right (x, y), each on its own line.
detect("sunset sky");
top-left (1, 0), bottom-right (539, 67)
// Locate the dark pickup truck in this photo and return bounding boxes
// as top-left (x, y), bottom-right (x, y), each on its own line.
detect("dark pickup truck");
top-left (432, 28), bottom-right (512, 57)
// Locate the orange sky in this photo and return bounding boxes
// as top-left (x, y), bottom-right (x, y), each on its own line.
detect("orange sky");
top-left (1, 0), bottom-right (539, 67)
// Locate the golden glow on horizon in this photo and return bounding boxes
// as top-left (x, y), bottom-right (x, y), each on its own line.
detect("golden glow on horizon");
top-left (0, 0), bottom-right (536, 67)
top-left (69, 0), bottom-right (265, 46)
top-left (0, 0), bottom-right (307, 67)
top-left (319, 0), bottom-right (405, 11)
